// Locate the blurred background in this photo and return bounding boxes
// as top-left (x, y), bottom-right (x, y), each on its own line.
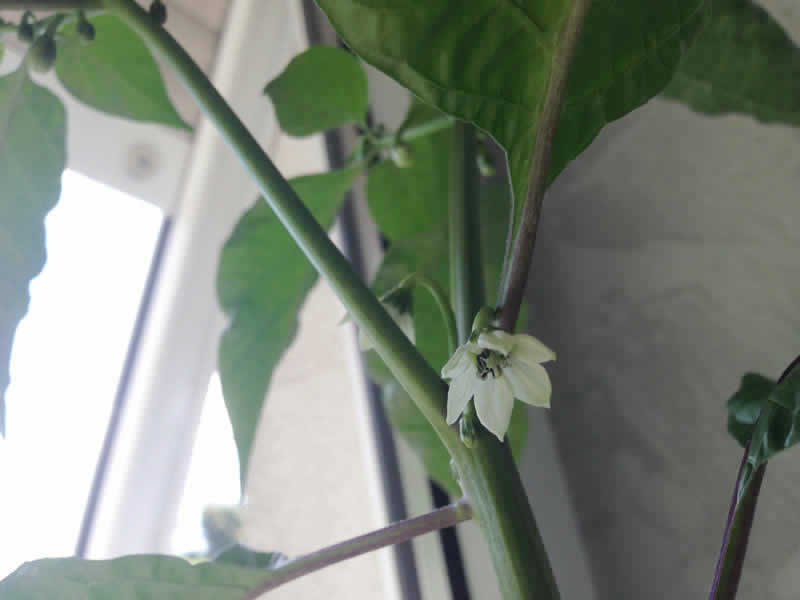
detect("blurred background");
top-left (0, 1), bottom-right (798, 598)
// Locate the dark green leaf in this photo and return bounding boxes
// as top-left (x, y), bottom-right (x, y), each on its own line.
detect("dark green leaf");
top-left (663, 0), bottom-right (800, 126)
top-left (317, 0), bottom-right (706, 242)
top-left (212, 545), bottom-right (288, 569)
top-left (365, 112), bottom-right (529, 491)
top-left (0, 68), bottom-right (66, 435)
top-left (265, 46), bottom-right (368, 137)
top-left (55, 15), bottom-right (188, 129)
top-left (217, 167), bottom-right (358, 488)
top-left (746, 368), bottom-right (800, 466)
top-left (726, 372), bottom-right (775, 447)
top-left (733, 367), bottom-right (800, 495)
top-left (0, 555), bottom-right (276, 599)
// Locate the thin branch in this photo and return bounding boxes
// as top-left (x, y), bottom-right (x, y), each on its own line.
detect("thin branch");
top-left (241, 500), bottom-right (473, 598)
top-left (373, 114), bottom-right (455, 150)
top-left (497, 0), bottom-right (593, 332)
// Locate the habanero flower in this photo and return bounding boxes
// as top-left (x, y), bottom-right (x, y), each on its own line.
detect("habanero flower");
top-left (441, 330), bottom-right (555, 442)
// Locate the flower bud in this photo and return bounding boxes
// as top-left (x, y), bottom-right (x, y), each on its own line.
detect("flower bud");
top-left (149, 0), bottom-right (167, 25)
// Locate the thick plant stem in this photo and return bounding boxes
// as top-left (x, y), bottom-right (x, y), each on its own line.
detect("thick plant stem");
top-left (448, 123), bottom-right (560, 599)
top-left (709, 355), bottom-right (800, 599)
top-left (102, 0), bottom-right (457, 450)
top-left (242, 500), bottom-right (472, 598)
top-left (498, 0), bottom-right (593, 332)
top-left (451, 440), bottom-right (560, 600)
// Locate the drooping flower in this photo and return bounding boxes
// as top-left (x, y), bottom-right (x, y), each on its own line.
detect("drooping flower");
top-left (441, 330), bottom-right (555, 441)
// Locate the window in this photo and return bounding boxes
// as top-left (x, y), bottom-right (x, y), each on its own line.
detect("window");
top-left (0, 170), bottom-right (163, 578)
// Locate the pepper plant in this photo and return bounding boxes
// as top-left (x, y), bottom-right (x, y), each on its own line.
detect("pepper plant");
top-left (0, 1), bottom-right (799, 599)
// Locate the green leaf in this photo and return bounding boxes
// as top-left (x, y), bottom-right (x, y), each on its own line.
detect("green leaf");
top-left (265, 46), bottom-right (368, 137)
top-left (745, 368), bottom-right (800, 468)
top-left (55, 15), bottom-right (188, 129)
top-left (726, 373), bottom-right (776, 447)
top-left (0, 555), bottom-right (277, 599)
top-left (663, 0), bottom-right (800, 126)
top-left (365, 111), bottom-right (529, 492)
top-left (217, 167), bottom-right (359, 488)
top-left (317, 0), bottom-right (706, 243)
top-left (0, 68), bottom-right (66, 435)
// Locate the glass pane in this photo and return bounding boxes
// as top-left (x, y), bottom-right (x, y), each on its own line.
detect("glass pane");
top-left (0, 169), bottom-right (163, 578)
top-left (170, 373), bottom-right (240, 555)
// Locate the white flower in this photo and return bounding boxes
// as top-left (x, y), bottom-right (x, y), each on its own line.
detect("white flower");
top-left (358, 304), bottom-right (415, 351)
top-left (441, 330), bottom-right (555, 442)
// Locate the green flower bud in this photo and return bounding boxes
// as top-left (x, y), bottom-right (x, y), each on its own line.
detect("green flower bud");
top-left (149, 0), bottom-right (167, 25)
top-left (389, 143), bottom-right (413, 168)
top-left (28, 34), bottom-right (57, 73)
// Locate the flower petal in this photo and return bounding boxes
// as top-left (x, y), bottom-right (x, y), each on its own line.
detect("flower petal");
top-left (511, 334), bottom-right (556, 365)
top-left (446, 372), bottom-right (474, 424)
top-left (473, 376), bottom-right (514, 442)
top-left (441, 344), bottom-right (472, 379)
top-left (477, 330), bottom-right (515, 355)
top-left (507, 362), bottom-right (552, 408)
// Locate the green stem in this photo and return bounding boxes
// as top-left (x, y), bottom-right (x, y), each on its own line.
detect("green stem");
top-left (102, 0), bottom-right (457, 450)
top-left (448, 123), bottom-right (560, 599)
top-left (242, 499), bottom-right (473, 598)
top-left (498, 0), bottom-right (593, 332)
top-left (374, 115), bottom-right (455, 151)
top-left (451, 440), bottom-right (561, 599)
top-left (448, 122), bottom-right (484, 343)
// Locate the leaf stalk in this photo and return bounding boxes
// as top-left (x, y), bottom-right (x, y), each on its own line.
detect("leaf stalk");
top-left (497, 0), bottom-right (593, 332)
